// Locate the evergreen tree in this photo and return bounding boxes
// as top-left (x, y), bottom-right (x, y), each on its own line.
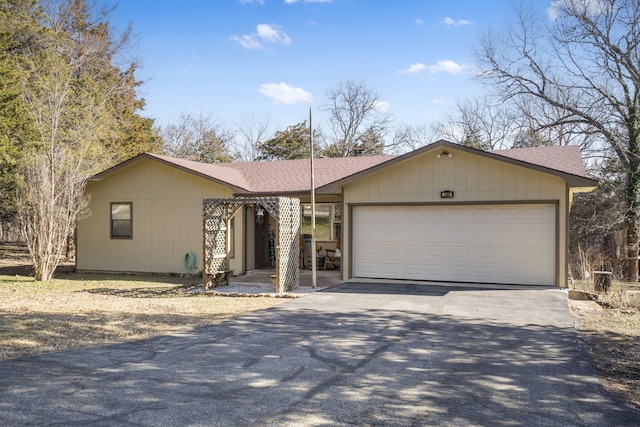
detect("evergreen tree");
top-left (49, 0), bottom-right (160, 163)
top-left (0, 0), bottom-right (41, 221)
top-left (258, 121), bottom-right (320, 160)
top-left (460, 128), bottom-right (488, 151)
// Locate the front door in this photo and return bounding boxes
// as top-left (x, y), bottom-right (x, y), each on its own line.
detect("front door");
top-left (254, 214), bottom-right (271, 268)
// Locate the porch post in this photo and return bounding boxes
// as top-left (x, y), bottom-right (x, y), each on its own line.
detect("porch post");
top-left (275, 221), bottom-right (281, 293)
top-left (310, 107), bottom-right (317, 288)
top-left (202, 201), bottom-right (207, 290)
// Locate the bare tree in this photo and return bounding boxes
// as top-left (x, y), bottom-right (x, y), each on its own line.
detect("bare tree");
top-left (388, 122), bottom-right (440, 154)
top-left (322, 80), bottom-right (392, 157)
top-left (477, 0), bottom-right (640, 280)
top-left (428, 115), bottom-right (464, 145)
top-left (512, 96), bottom-right (606, 156)
top-left (19, 147), bottom-right (90, 281)
top-left (17, 32), bottom-right (107, 280)
top-left (414, 97), bottom-right (520, 151)
top-left (456, 97), bottom-right (519, 150)
top-left (570, 151), bottom-right (626, 268)
top-left (162, 112), bottom-right (234, 163)
top-left (233, 115), bottom-right (271, 162)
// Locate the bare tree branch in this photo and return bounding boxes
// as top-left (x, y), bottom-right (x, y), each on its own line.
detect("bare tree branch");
top-left (161, 112), bottom-right (234, 163)
top-left (322, 80), bottom-right (392, 156)
top-left (233, 115), bottom-right (271, 162)
top-left (476, 0), bottom-right (640, 280)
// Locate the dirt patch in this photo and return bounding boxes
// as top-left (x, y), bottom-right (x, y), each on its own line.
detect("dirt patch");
top-left (570, 297), bottom-right (640, 412)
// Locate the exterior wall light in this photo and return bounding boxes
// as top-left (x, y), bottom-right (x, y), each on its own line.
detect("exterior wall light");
top-left (436, 151), bottom-right (453, 159)
top-left (255, 205), bottom-right (265, 225)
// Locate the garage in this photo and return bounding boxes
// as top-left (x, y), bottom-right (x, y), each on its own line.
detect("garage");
top-left (352, 204), bottom-right (556, 286)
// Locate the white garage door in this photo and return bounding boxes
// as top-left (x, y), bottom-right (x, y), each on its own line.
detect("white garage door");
top-left (352, 204), bottom-right (556, 286)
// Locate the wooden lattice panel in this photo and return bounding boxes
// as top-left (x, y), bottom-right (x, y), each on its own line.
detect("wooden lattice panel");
top-left (277, 197), bottom-right (300, 292)
top-left (261, 198), bottom-right (280, 222)
top-left (203, 197), bottom-right (300, 293)
top-left (202, 201), bottom-right (228, 289)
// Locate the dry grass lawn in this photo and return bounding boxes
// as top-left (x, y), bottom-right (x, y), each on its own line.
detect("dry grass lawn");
top-left (570, 289), bottom-right (640, 412)
top-left (0, 242), bottom-right (283, 360)
top-left (0, 274), bottom-right (283, 360)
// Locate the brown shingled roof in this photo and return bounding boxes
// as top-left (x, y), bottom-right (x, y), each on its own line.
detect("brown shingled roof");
top-left (224, 155), bottom-right (394, 194)
top-left (489, 145), bottom-right (588, 178)
top-left (94, 141), bottom-right (595, 194)
top-left (146, 153), bottom-right (394, 194)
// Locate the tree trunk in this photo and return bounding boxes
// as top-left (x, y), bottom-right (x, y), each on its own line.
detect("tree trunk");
top-left (627, 222), bottom-right (639, 283)
top-left (626, 147), bottom-right (640, 282)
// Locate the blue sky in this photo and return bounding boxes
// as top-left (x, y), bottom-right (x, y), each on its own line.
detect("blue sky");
top-left (109, 0), bottom-right (553, 134)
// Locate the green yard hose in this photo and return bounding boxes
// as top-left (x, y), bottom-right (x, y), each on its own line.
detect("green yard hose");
top-left (182, 251), bottom-right (197, 276)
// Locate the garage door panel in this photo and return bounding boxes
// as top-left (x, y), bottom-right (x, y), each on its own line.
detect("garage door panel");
top-left (380, 262), bottom-right (402, 275)
top-left (353, 204), bottom-right (555, 286)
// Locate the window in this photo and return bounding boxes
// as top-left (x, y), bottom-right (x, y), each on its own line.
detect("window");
top-left (302, 203), bottom-right (340, 241)
top-left (111, 202), bottom-right (132, 239)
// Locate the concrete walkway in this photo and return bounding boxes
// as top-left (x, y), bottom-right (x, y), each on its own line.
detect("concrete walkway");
top-left (1, 282), bottom-right (639, 426)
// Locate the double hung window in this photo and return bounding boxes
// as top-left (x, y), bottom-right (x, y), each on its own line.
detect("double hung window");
top-left (111, 202), bottom-right (132, 239)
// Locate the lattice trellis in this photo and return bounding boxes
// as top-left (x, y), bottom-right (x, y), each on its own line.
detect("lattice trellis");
top-left (276, 197), bottom-right (300, 293)
top-left (202, 197), bottom-right (300, 293)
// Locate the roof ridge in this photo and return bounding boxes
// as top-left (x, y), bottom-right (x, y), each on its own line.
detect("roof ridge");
top-left (145, 152), bottom-right (395, 194)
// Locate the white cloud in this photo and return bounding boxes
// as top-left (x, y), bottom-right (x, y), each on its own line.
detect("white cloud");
top-left (238, 0), bottom-right (263, 3)
top-left (259, 82), bottom-right (313, 104)
top-left (256, 24), bottom-right (291, 44)
top-left (428, 60), bottom-right (473, 75)
top-left (399, 62), bottom-right (427, 74)
top-left (229, 34), bottom-right (262, 49)
top-left (443, 17), bottom-right (472, 26)
top-left (415, 18), bottom-right (424, 26)
top-left (401, 60), bottom-right (475, 76)
top-left (431, 98), bottom-right (446, 105)
top-left (547, 0), bottom-right (608, 20)
top-left (373, 100), bottom-right (391, 113)
top-left (230, 24), bottom-right (292, 49)
top-left (547, 0), bottom-right (561, 19)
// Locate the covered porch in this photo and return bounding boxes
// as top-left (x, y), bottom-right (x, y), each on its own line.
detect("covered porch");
top-left (203, 196), bottom-right (342, 293)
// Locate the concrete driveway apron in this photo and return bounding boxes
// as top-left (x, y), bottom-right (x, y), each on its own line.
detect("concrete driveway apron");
top-left (1, 282), bottom-right (639, 426)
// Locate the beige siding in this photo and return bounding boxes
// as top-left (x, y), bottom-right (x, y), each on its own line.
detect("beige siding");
top-left (77, 158), bottom-right (238, 274)
top-left (342, 148), bottom-right (569, 286)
